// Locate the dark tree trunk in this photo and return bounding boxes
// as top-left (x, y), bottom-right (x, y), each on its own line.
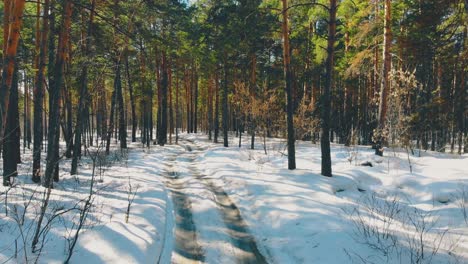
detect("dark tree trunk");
top-left (214, 71), bottom-right (220, 143)
top-left (208, 76), bottom-right (213, 141)
top-left (175, 65), bottom-right (180, 144)
top-left (125, 55), bottom-right (137, 142)
top-left (3, 65), bottom-right (20, 186)
top-left (281, 0), bottom-right (295, 169)
top-left (44, 0), bottom-right (72, 187)
top-left (116, 61), bottom-right (127, 149)
top-left (0, 0), bottom-right (26, 158)
top-left (320, 0), bottom-right (337, 177)
top-left (194, 66), bottom-right (198, 133)
top-left (169, 59), bottom-right (174, 144)
top-left (106, 90), bottom-right (116, 154)
top-left (71, 0), bottom-right (95, 174)
top-left (32, 0), bottom-right (49, 183)
top-left (158, 53), bottom-right (168, 146)
top-left (222, 61), bottom-right (229, 147)
top-left (64, 88), bottom-right (73, 158)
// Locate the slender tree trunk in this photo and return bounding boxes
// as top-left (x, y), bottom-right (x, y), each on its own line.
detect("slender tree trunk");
top-left (43, 0), bottom-right (72, 188)
top-left (71, 0), bottom-right (95, 175)
top-left (64, 87), bottom-right (73, 158)
top-left (3, 64), bottom-right (20, 185)
top-left (158, 53), bottom-right (168, 146)
top-left (176, 64), bottom-right (180, 144)
top-left (208, 75), bottom-right (213, 141)
top-left (194, 65), bottom-right (199, 133)
top-left (250, 54), bottom-right (256, 150)
top-left (214, 71), bottom-right (220, 143)
top-left (169, 59), bottom-right (174, 144)
top-left (116, 61), bottom-right (127, 149)
top-left (125, 55), bottom-right (137, 142)
top-left (222, 60), bottom-right (229, 147)
top-left (320, 0), bottom-right (337, 177)
top-left (0, 0), bottom-right (26, 158)
top-left (458, 26), bottom-right (466, 154)
top-left (375, 0), bottom-right (392, 156)
top-left (106, 90), bottom-right (116, 154)
top-left (281, 0), bottom-right (295, 169)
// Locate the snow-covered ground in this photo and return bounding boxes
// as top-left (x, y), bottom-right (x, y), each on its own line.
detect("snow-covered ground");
top-left (1, 134), bottom-right (467, 263)
top-left (0, 142), bottom-right (169, 263)
top-left (187, 134), bottom-right (468, 264)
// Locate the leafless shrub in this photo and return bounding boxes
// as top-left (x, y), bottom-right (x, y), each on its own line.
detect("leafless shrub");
top-left (344, 130), bottom-right (361, 166)
top-left (64, 145), bottom-right (103, 264)
top-left (457, 184), bottom-right (468, 225)
top-left (347, 193), bottom-right (402, 258)
top-left (347, 192), bottom-right (461, 263)
top-left (125, 176), bottom-right (139, 224)
top-left (404, 209), bottom-right (451, 264)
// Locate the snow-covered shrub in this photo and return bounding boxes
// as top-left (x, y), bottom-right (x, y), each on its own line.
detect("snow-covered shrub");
top-left (458, 184), bottom-right (468, 225)
top-left (347, 192), bottom-right (461, 263)
top-left (348, 193), bottom-right (402, 257)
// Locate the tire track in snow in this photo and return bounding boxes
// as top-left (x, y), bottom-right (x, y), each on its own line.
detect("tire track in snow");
top-left (163, 152), bottom-right (205, 264)
top-left (180, 138), bottom-right (268, 264)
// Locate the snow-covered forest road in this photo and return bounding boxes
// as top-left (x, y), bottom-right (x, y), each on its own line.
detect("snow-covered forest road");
top-left (161, 139), bottom-right (267, 264)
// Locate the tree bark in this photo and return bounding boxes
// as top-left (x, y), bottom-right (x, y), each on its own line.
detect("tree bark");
top-left (214, 71), bottom-right (220, 143)
top-left (158, 52), bottom-right (168, 146)
top-left (222, 60), bottom-right (229, 147)
top-left (375, 0), bottom-right (392, 156)
top-left (320, 0), bottom-right (337, 177)
top-left (113, 60), bottom-right (127, 149)
top-left (2, 64), bottom-right (20, 186)
top-left (71, 0), bottom-right (95, 175)
top-left (125, 55), bottom-right (137, 142)
top-left (43, 0), bottom-right (73, 188)
top-left (0, 0), bottom-right (26, 158)
top-left (281, 0), bottom-right (296, 169)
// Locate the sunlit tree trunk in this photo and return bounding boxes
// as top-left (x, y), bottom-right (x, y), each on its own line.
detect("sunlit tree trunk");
top-left (43, 0), bottom-right (73, 188)
top-left (375, 0), bottom-right (392, 156)
top-left (0, 0), bottom-right (26, 161)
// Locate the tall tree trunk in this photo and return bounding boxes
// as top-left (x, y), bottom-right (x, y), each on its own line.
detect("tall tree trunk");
top-left (194, 65), bottom-right (199, 133)
top-left (158, 53), bottom-right (168, 146)
top-left (214, 71), bottom-right (220, 143)
top-left (458, 26), bottom-right (466, 154)
top-left (3, 64), bottom-right (20, 185)
top-left (222, 60), bottom-right (229, 147)
top-left (375, 0), bottom-right (392, 156)
top-left (64, 87), bottom-right (73, 158)
top-left (125, 55), bottom-right (137, 142)
top-left (43, 0), bottom-right (72, 188)
top-left (169, 59), bottom-right (173, 144)
top-left (175, 64), bottom-right (180, 144)
top-left (0, 0), bottom-right (26, 158)
top-left (320, 0), bottom-right (337, 177)
top-left (106, 90), bottom-right (117, 154)
top-left (250, 54), bottom-right (256, 150)
top-left (208, 75), bottom-right (213, 141)
top-left (32, 0), bottom-right (46, 182)
top-left (71, 0), bottom-right (95, 175)
top-left (185, 67), bottom-right (190, 133)
top-left (116, 61), bottom-right (127, 149)
top-left (281, 0), bottom-right (295, 169)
